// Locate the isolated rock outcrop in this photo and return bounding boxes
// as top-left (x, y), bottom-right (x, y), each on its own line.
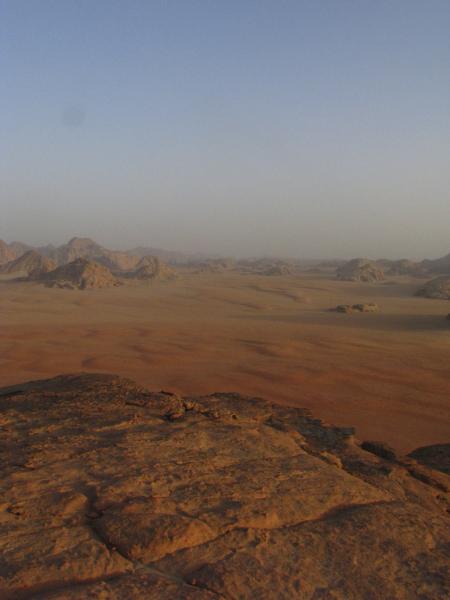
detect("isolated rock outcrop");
top-left (194, 258), bottom-right (235, 273)
top-left (409, 443), bottom-right (450, 475)
top-left (379, 258), bottom-right (427, 277)
top-left (0, 240), bottom-right (19, 265)
top-left (128, 255), bottom-right (175, 280)
top-left (0, 374), bottom-right (448, 599)
top-left (336, 258), bottom-right (385, 282)
top-left (55, 237), bottom-right (103, 264)
top-left (261, 263), bottom-right (294, 276)
top-left (421, 252), bottom-right (450, 275)
top-left (332, 303), bottom-right (379, 314)
top-left (93, 252), bottom-right (140, 272)
top-left (361, 440), bottom-right (397, 461)
top-left (0, 250), bottom-right (56, 277)
top-left (237, 258), bottom-right (298, 276)
top-left (40, 258), bottom-right (120, 290)
top-left (40, 237), bottom-right (140, 272)
top-left (415, 276), bottom-right (450, 300)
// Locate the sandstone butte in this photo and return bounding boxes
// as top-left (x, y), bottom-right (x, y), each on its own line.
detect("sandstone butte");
top-left (336, 258), bottom-right (385, 283)
top-left (0, 374), bottom-right (449, 599)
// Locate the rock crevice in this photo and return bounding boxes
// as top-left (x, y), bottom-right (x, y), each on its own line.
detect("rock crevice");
top-left (0, 374), bottom-right (448, 599)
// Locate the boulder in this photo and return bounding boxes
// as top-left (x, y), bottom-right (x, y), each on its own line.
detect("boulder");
top-left (332, 303), bottom-right (379, 314)
top-left (408, 443), bottom-right (450, 475)
top-left (361, 440), bottom-right (397, 461)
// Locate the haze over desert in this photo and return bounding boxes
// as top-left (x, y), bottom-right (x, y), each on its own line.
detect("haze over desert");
top-left (1, 238), bottom-right (449, 454)
top-left (1, 2), bottom-right (449, 598)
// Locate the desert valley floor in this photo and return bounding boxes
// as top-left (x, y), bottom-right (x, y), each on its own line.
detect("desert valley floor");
top-left (1, 270), bottom-right (449, 454)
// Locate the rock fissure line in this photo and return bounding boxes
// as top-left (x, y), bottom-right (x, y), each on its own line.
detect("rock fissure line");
top-left (1, 374), bottom-right (449, 599)
top-left (135, 563), bottom-right (229, 598)
top-left (7, 572), bottom-right (128, 600)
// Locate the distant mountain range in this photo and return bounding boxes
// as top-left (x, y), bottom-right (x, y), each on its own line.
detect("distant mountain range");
top-left (1, 237), bottom-right (449, 276)
top-left (0, 237), bottom-right (213, 270)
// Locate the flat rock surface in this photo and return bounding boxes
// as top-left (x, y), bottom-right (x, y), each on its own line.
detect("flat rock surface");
top-left (0, 374), bottom-right (448, 599)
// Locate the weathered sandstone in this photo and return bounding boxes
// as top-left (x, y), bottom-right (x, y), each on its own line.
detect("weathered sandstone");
top-left (0, 374), bottom-right (448, 599)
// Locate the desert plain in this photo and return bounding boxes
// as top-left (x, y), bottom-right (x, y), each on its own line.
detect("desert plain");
top-left (1, 268), bottom-right (449, 454)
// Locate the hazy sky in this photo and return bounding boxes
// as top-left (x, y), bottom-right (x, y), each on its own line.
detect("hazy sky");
top-left (1, 1), bottom-right (449, 259)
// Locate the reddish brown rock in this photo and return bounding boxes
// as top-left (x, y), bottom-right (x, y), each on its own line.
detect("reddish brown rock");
top-left (0, 249), bottom-right (56, 277)
top-left (39, 258), bottom-right (120, 290)
top-left (127, 255), bottom-right (176, 280)
top-left (336, 258), bottom-right (385, 282)
top-left (332, 303), bottom-right (379, 314)
top-left (416, 276), bottom-right (450, 300)
top-left (0, 240), bottom-right (18, 265)
top-left (408, 443), bottom-right (450, 475)
top-left (0, 374), bottom-right (448, 599)
top-left (45, 237), bottom-right (140, 271)
top-left (361, 440), bottom-right (397, 461)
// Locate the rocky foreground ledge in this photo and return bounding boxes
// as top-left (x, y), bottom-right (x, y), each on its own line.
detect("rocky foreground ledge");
top-left (0, 375), bottom-right (449, 599)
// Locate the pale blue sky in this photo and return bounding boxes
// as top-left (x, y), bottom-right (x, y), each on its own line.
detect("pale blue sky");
top-left (1, 1), bottom-right (449, 258)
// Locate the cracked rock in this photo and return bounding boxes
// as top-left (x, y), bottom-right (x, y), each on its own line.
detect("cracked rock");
top-left (0, 374), bottom-right (448, 599)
